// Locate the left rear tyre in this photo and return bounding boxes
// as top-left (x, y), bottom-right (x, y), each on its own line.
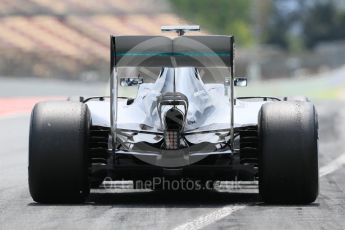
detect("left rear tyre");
top-left (29, 101), bottom-right (90, 203)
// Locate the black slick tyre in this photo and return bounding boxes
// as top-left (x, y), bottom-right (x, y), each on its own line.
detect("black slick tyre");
top-left (29, 101), bottom-right (91, 203)
top-left (258, 101), bottom-right (318, 204)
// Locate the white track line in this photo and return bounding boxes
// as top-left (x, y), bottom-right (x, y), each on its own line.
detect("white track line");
top-left (173, 206), bottom-right (246, 230)
top-left (319, 153), bottom-right (345, 177)
top-left (173, 153), bottom-right (345, 230)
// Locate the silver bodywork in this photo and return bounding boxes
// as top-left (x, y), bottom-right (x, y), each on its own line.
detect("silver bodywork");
top-left (86, 31), bottom-right (269, 167)
top-left (87, 67), bottom-right (266, 145)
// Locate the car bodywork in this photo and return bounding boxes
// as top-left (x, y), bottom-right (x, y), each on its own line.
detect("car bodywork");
top-left (84, 28), bottom-right (278, 182)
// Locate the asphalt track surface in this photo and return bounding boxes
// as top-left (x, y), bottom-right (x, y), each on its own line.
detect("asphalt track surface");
top-left (1, 77), bottom-right (345, 230)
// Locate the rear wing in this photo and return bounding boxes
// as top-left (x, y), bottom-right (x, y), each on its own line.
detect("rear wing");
top-left (110, 34), bottom-right (236, 150)
top-left (110, 35), bottom-right (234, 68)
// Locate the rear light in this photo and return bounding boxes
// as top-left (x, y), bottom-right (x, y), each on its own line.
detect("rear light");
top-left (164, 130), bottom-right (180, 150)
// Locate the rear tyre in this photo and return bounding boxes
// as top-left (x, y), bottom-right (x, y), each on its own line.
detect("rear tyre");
top-left (258, 101), bottom-right (318, 204)
top-left (29, 101), bottom-right (91, 203)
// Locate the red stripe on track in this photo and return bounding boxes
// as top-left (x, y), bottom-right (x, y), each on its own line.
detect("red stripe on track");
top-left (0, 97), bottom-right (63, 117)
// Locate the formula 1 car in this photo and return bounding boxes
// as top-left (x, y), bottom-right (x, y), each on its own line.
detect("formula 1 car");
top-left (29, 25), bottom-right (318, 204)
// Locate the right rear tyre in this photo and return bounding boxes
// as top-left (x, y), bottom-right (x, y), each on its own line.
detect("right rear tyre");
top-left (258, 101), bottom-right (318, 204)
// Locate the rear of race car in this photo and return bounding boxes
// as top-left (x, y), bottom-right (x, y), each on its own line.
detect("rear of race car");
top-left (28, 26), bottom-right (319, 204)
